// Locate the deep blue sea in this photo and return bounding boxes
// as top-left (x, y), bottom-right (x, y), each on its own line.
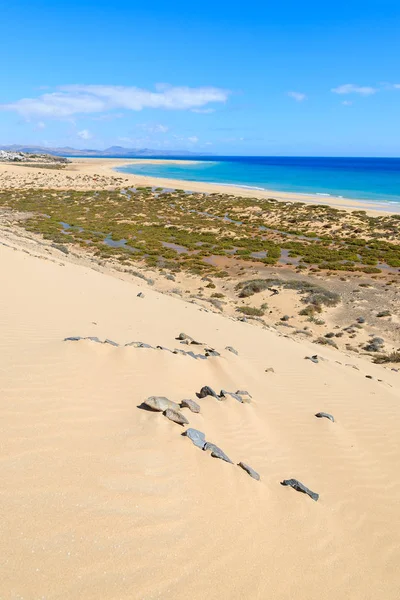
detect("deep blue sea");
top-left (116, 156), bottom-right (400, 206)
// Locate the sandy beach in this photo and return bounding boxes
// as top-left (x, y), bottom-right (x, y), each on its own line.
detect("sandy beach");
top-left (1, 157), bottom-right (399, 215)
top-left (1, 157), bottom-right (400, 599)
top-left (1, 224), bottom-right (400, 600)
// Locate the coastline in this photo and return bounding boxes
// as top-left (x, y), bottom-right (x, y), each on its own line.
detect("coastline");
top-left (87, 158), bottom-right (400, 216)
top-left (1, 156), bottom-right (399, 215)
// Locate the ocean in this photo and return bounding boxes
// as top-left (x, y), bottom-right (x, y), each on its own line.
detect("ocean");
top-left (116, 156), bottom-right (400, 205)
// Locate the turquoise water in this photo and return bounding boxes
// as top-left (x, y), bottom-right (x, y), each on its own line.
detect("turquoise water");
top-left (116, 156), bottom-right (400, 206)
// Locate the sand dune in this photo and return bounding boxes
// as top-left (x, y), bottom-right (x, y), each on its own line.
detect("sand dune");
top-left (1, 238), bottom-right (400, 599)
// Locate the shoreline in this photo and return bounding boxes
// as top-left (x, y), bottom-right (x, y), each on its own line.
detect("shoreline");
top-left (1, 156), bottom-right (399, 215)
top-left (84, 158), bottom-right (400, 216)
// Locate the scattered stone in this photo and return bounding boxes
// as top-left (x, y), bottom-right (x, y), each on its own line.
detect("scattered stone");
top-left (238, 462), bottom-right (260, 480)
top-left (180, 399), bottom-right (201, 413)
top-left (173, 348), bottom-right (188, 355)
top-left (143, 396), bottom-right (181, 412)
top-left (183, 428), bottom-right (206, 449)
top-left (376, 310), bottom-right (391, 318)
top-left (356, 316), bottom-right (366, 324)
top-left (125, 341), bottom-right (153, 348)
top-left (204, 348), bottom-right (220, 357)
top-left (315, 412), bottom-right (335, 422)
top-left (365, 375), bottom-right (373, 380)
top-left (203, 442), bottom-right (233, 464)
top-left (219, 390), bottom-right (243, 402)
top-left (104, 338), bottom-right (119, 347)
top-left (265, 367), bottom-right (275, 373)
top-left (280, 315), bottom-right (290, 321)
top-left (176, 332), bottom-right (194, 341)
top-left (164, 408), bottom-right (189, 426)
top-left (305, 355), bottom-right (319, 364)
top-left (225, 346), bottom-right (239, 355)
top-left (196, 386), bottom-right (220, 400)
top-left (235, 390), bottom-right (252, 403)
top-left (324, 332), bottom-right (335, 339)
top-left (281, 479), bottom-right (319, 501)
top-left (345, 363), bottom-right (359, 370)
top-left (137, 292), bottom-right (145, 298)
top-left (64, 336), bottom-right (119, 346)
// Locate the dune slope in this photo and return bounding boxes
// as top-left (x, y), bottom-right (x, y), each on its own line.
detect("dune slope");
top-left (1, 241), bottom-right (400, 600)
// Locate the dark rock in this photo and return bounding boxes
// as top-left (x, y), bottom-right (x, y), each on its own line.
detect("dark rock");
top-left (204, 348), bottom-right (220, 357)
top-left (377, 310), bottom-right (391, 318)
top-left (203, 442), bottom-right (233, 463)
top-left (238, 462), bottom-right (260, 480)
top-left (315, 412), bottom-right (335, 422)
top-left (365, 375), bottom-right (373, 379)
top-left (356, 316), bottom-right (366, 324)
top-left (64, 336), bottom-right (119, 346)
top-left (325, 332), bottom-right (335, 339)
top-left (196, 386), bottom-right (220, 400)
top-left (265, 367), bottom-right (275, 373)
top-left (164, 408), bottom-right (189, 426)
top-left (305, 355), bottom-right (319, 364)
top-left (125, 341), bottom-right (153, 348)
top-left (180, 399), bottom-right (201, 413)
top-left (104, 338), bottom-right (119, 347)
top-left (280, 315), bottom-right (290, 322)
top-left (176, 332), bottom-right (193, 341)
top-left (137, 292), bottom-right (145, 298)
top-left (183, 428), bottom-right (206, 449)
top-left (143, 396), bottom-right (181, 412)
top-left (225, 346), bottom-right (239, 355)
top-left (235, 390), bottom-right (252, 403)
top-left (281, 479), bottom-right (319, 501)
top-left (219, 390), bottom-right (243, 403)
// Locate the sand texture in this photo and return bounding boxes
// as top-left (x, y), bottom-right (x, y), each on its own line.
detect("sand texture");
top-left (1, 233), bottom-right (400, 599)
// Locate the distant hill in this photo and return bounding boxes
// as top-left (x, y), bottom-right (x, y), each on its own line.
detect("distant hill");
top-left (0, 145), bottom-right (207, 158)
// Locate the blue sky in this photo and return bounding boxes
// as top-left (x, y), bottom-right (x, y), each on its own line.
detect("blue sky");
top-left (1, 0), bottom-right (400, 156)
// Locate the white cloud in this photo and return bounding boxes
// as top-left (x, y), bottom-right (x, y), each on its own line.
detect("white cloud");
top-left (77, 129), bottom-right (93, 140)
top-left (187, 136), bottom-right (199, 143)
top-left (287, 91), bottom-right (307, 102)
top-left (191, 108), bottom-right (216, 114)
top-left (342, 100), bottom-right (353, 106)
top-left (138, 123), bottom-right (169, 133)
top-left (35, 121), bottom-right (46, 130)
top-left (1, 84), bottom-right (229, 118)
top-left (331, 84), bottom-right (377, 96)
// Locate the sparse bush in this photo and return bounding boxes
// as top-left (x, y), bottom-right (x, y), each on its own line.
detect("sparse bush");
top-left (236, 306), bottom-right (265, 317)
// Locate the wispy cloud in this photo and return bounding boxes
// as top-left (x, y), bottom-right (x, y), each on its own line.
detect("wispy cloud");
top-left (191, 108), bottom-right (216, 114)
top-left (77, 129), bottom-right (92, 140)
top-left (342, 100), bottom-right (353, 106)
top-left (137, 123), bottom-right (169, 134)
top-left (331, 84), bottom-right (377, 96)
top-left (187, 136), bottom-right (199, 143)
top-left (287, 91), bottom-right (307, 102)
top-left (1, 84), bottom-right (230, 118)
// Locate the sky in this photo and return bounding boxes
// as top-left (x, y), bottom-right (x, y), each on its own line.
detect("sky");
top-left (1, 0), bottom-right (400, 156)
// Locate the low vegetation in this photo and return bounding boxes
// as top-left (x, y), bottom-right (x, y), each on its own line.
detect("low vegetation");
top-left (1, 186), bottom-right (400, 278)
